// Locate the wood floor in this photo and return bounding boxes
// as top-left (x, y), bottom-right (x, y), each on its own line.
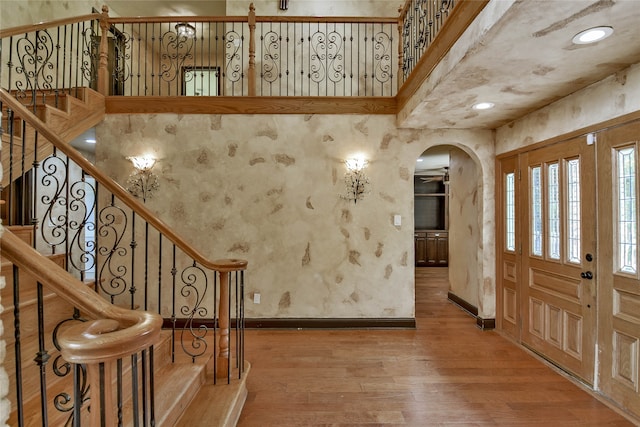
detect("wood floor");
top-left (236, 268), bottom-right (634, 426)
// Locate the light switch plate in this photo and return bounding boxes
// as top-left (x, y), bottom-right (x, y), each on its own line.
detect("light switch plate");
top-left (253, 293), bottom-right (261, 304)
top-left (393, 215), bottom-right (401, 226)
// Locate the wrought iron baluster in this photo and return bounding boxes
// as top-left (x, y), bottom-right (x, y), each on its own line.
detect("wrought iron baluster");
top-left (141, 348), bottom-right (148, 426)
top-left (12, 264), bottom-right (25, 426)
top-left (117, 359), bottom-right (123, 426)
top-left (35, 281), bottom-right (51, 426)
top-left (131, 353), bottom-right (139, 427)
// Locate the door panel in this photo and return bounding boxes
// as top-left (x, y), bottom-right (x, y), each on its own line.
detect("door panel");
top-left (597, 120), bottom-right (640, 417)
top-left (520, 137), bottom-right (596, 384)
top-left (496, 156), bottom-right (519, 339)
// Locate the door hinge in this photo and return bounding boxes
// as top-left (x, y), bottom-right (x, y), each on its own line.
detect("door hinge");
top-left (518, 169), bottom-right (522, 180)
top-left (519, 243), bottom-right (522, 255)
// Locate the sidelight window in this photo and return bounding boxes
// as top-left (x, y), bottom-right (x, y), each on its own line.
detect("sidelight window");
top-left (506, 172), bottom-right (516, 251)
top-left (567, 159), bottom-right (581, 264)
top-left (617, 146), bottom-right (637, 274)
top-left (531, 166), bottom-right (543, 256)
top-left (548, 163), bottom-right (560, 260)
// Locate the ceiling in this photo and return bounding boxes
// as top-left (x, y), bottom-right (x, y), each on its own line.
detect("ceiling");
top-left (400, 0), bottom-right (640, 129)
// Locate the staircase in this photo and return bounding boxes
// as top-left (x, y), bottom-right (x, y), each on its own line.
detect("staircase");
top-left (1, 87), bottom-right (249, 426)
top-left (1, 88), bottom-right (104, 189)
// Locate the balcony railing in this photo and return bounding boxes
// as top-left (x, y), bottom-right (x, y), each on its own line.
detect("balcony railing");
top-left (0, 1), bottom-right (462, 104)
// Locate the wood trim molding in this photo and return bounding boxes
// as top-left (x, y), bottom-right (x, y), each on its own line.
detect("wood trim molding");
top-left (164, 317), bottom-right (416, 329)
top-left (447, 291), bottom-right (478, 316)
top-left (447, 291), bottom-right (495, 330)
top-left (105, 96), bottom-right (397, 115)
top-left (496, 111), bottom-right (640, 160)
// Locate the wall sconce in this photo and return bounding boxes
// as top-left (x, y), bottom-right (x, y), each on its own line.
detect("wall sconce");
top-left (126, 156), bottom-right (159, 202)
top-left (341, 157), bottom-right (370, 204)
top-left (279, 0), bottom-right (289, 10)
top-left (175, 22), bottom-right (196, 39)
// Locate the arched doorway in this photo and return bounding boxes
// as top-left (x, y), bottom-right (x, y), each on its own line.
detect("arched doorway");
top-left (414, 145), bottom-right (482, 320)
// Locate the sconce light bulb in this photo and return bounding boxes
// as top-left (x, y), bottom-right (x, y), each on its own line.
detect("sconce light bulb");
top-left (345, 157), bottom-right (368, 172)
top-left (127, 156), bottom-right (157, 172)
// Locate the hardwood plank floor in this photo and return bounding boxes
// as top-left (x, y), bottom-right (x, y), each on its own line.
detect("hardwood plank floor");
top-left (236, 267), bottom-right (634, 426)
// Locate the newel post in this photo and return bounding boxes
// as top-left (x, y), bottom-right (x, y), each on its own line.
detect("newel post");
top-left (217, 270), bottom-right (231, 378)
top-left (248, 3), bottom-right (257, 97)
top-left (98, 5), bottom-right (110, 96)
top-left (213, 258), bottom-right (247, 380)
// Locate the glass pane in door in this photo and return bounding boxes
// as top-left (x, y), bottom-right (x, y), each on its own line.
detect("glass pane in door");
top-left (617, 146), bottom-right (637, 274)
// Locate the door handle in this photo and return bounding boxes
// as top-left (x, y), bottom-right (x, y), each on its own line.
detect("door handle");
top-left (581, 271), bottom-right (593, 280)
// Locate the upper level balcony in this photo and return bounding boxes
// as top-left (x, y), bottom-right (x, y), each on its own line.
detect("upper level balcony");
top-left (0, 1), bottom-right (488, 115)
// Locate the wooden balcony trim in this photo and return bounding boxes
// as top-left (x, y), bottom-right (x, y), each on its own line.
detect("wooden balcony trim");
top-left (105, 96), bottom-right (397, 115)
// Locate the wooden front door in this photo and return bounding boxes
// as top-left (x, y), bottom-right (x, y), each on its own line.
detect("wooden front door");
top-left (520, 137), bottom-right (597, 384)
top-left (597, 120), bottom-right (640, 415)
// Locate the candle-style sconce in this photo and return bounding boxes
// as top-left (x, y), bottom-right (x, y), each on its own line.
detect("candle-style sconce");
top-left (341, 156), bottom-right (370, 204)
top-left (126, 156), bottom-right (159, 202)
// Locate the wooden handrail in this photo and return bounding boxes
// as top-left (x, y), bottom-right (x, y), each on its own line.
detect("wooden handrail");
top-left (0, 229), bottom-right (162, 363)
top-left (0, 13), bottom-right (100, 38)
top-left (0, 88), bottom-right (247, 273)
top-left (254, 16), bottom-right (398, 23)
top-left (108, 16), bottom-right (249, 24)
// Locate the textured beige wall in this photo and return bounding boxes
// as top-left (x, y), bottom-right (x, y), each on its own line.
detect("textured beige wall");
top-left (496, 63), bottom-right (640, 154)
top-left (448, 148), bottom-right (480, 308)
top-left (96, 115), bottom-right (495, 319)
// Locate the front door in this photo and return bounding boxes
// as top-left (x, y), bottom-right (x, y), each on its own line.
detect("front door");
top-left (520, 137), bottom-right (597, 384)
top-left (597, 120), bottom-right (640, 415)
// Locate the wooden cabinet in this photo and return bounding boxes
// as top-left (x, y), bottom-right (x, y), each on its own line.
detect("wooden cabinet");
top-left (415, 231), bottom-right (448, 267)
top-left (415, 232), bottom-right (428, 265)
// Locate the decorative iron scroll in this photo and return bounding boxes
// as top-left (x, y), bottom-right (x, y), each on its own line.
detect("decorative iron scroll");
top-left (160, 29), bottom-right (195, 83)
top-left (52, 311), bottom-right (89, 427)
top-left (261, 30), bottom-right (281, 83)
top-left (14, 29), bottom-right (55, 104)
top-left (180, 262), bottom-right (210, 361)
top-left (224, 30), bottom-right (244, 84)
top-left (373, 32), bottom-right (392, 84)
top-left (98, 202), bottom-right (129, 303)
top-left (40, 154), bottom-right (70, 252)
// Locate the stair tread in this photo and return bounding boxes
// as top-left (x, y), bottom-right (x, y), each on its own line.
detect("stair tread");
top-left (175, 361), bottom-right (250, 427)
top-left (123, 360), bottom-right (207, 427)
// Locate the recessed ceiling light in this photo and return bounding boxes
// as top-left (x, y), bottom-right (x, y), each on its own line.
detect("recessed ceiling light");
top-left (572, 26), bottom-right (613, 44)
top-left (472, 102), bottom-right (494, 110)
top-left (417, 158), bottom-right (424, 162)
top-left (85, 139), bottom-right (96, 144)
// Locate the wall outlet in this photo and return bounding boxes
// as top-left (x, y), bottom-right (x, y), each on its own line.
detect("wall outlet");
top-left (253, 292), bottom-right (261, 304)
top-left (393, 215), bottom-right (401, 226)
